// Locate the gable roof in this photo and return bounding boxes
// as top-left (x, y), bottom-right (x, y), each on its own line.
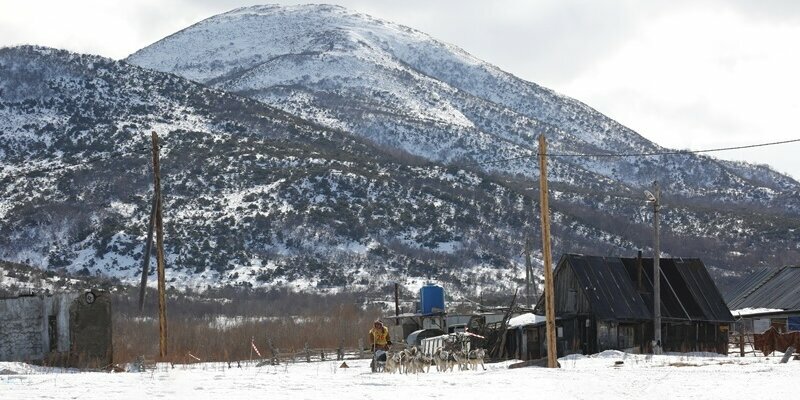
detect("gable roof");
top-left (726, 266), bottom-right (800, 312)
top-left (536, 254), bottom-right (734, 323)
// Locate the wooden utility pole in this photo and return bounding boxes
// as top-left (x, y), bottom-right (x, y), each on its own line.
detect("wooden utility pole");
top-left (394, 283), bottom-right (400, 325)
top-left (537, 135), bottom-right (558, 368)
top-left (648, 181), bottom-right (662, 354)
top-left (524, 237), bottom-right (534, 308)
top-left (138, 195), bottom-right (157, 314)
top-left (151, 131), bottom-right (168, 358)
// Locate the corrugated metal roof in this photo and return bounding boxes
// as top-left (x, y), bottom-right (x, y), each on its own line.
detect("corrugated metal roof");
top-left (724, 268), bottom-right (780, 304)
top-left (726, 266), bottom-right (800, 312)
top-left (621, 258), bottom-right (734, 322)
top-left (672, 258), bottom-right (735, 322)
top-left (539, 254), bottom-right (733, 322)
top-left (567, 255), bottom-right (651, 321)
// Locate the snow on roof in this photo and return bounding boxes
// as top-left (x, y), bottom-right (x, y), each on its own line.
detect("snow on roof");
top-left (730, 307), bottom-right (785, 317)
top-left (507, 312), bottom-right (544, 328)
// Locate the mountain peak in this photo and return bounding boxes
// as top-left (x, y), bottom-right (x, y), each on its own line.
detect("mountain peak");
top-left (225, 3), bottom-right (351, 15)
top-left (128, 3), bottom-right (800, 204)
top-left (128, 3), bottom-right (467, 77)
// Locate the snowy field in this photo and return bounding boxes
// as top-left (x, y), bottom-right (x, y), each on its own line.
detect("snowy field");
top-left (1, 351), bottom-right (797, 400)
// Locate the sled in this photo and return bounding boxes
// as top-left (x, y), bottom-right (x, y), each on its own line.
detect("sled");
top-left (370, 349), bottom-right (387, 373)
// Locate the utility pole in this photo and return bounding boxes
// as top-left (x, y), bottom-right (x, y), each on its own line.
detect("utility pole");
top-left (645, 181), bottom-right (662, 354)
top-left (524, 237), bottom-right (536, 308)
top-left (524, 238), bottom-right (531, 308)
top-left (537, 135), bottom-right (558, 368)
top-left (394, 283), bottom-right (400, 325)
top-left (138, 195), bottom-right (157, 314)
top-left (151, 131), bottom-right (168, 359)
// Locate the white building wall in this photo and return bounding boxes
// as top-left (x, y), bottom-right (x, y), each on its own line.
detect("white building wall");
top-left (0, 294), bottom-right (73, 361)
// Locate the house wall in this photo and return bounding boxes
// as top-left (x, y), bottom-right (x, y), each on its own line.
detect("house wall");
top-left (505, 327), bottom-right (535, 360)
top-left (508, 317), bottom-right (595, 361)
top-left (661, 321), bottom-right (729, 354)
top-left (509, 319), bottom-right (730, 360)
top-left (0, 296), bottom-right (45, 361)
top-left (733, 312), bottom-right (800, 335)
top-left (553, 264), bottom-right (591, 315)
top-left (68, 291), bottom-right (113, 368)
top-left (0, 294), bottom-right (71, 361)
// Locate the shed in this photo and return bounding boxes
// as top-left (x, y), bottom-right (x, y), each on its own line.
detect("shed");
top-left (0, 290), bottom-right (112, 368)
top-left (0, 293), bottom-right (71, 361)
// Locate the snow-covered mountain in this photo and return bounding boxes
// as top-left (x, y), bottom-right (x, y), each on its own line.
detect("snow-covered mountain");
top-left (129, 4), bottom-right (799, 207)
top-left (2, 5), bottom-right (800, 295)
top-left (0, 46), bottom-right (618, 294)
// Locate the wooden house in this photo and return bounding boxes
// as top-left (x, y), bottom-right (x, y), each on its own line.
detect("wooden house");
top-left (726, 265), bottom-right (800, 331)
top-left (507, 254), bottom-right (734, 359)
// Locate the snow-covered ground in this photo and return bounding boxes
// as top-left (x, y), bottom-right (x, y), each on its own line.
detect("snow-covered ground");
top-left (1, 351), bottom-right (797, 399)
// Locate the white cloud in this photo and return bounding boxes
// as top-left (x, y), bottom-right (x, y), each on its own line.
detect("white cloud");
top-left (561, 4), bottom-right (800, 177)
top-left (0, 0), bottom-right (220, 58)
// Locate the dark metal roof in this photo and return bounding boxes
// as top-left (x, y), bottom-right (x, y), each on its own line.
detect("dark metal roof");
top-left (630, 258), bottom-right (734, 323)
top-left (567, 255), bottom-right (651, 321)
top-left (726, 266), bottom-right (800, 312)
top-left (723, 268), bottom-right (776, 303)
top-left (541, 254), bottom-right (733, 323)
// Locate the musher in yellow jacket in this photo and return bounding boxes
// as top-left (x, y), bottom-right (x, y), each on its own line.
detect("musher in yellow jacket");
top-left (368, 320), bottom-right (391, 351)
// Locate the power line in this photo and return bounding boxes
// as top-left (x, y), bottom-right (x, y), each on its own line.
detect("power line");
top-left (3, 136), bottom-right (798, 179)
top-left (0, 145), bottom-right (153, 182)
top-left (465, 137), bottom-right (800, 166)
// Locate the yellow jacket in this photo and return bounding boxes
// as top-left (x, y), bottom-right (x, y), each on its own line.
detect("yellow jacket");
top-left (369, 326), bottom-right (390, 346)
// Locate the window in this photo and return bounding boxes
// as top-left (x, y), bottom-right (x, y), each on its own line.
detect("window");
top-left (567, 290), bottom-right (577, 312)
top-left (788, 317), bottom-right (800, 331)
top-left (770, 318), bottom-right (787, 333)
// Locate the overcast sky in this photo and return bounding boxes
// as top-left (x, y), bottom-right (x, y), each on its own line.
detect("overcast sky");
top-left (2, 0), bottom-right (800, 178)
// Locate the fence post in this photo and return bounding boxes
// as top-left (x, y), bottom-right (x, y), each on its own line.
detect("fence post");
top-left (780, 346), bottom-right (796, 364)
top-left (738, 321), bottom-right (745, 357)
top-left (268, 338), bottom-right (279, 365)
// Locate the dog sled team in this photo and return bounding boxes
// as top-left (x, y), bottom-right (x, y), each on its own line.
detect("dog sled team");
top-left (369, 320), bottom-right (487, 373)
top-left (379, 344), bottom-right (487, 373)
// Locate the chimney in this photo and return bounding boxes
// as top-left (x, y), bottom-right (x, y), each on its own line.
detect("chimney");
top-left (637, 250), bottom-right (643, 291)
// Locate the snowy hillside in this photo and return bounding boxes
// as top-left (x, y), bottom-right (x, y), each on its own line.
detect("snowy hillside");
top-left (129, 4), bottom-right (800, 208)
top-left (1, 46), bottom-right (641, 294)
top-left (3, 7), bottom-right (800, 294)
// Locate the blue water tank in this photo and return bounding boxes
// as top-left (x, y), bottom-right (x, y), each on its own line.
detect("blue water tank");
top-left (419, 284), bottom-right (445, 314)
